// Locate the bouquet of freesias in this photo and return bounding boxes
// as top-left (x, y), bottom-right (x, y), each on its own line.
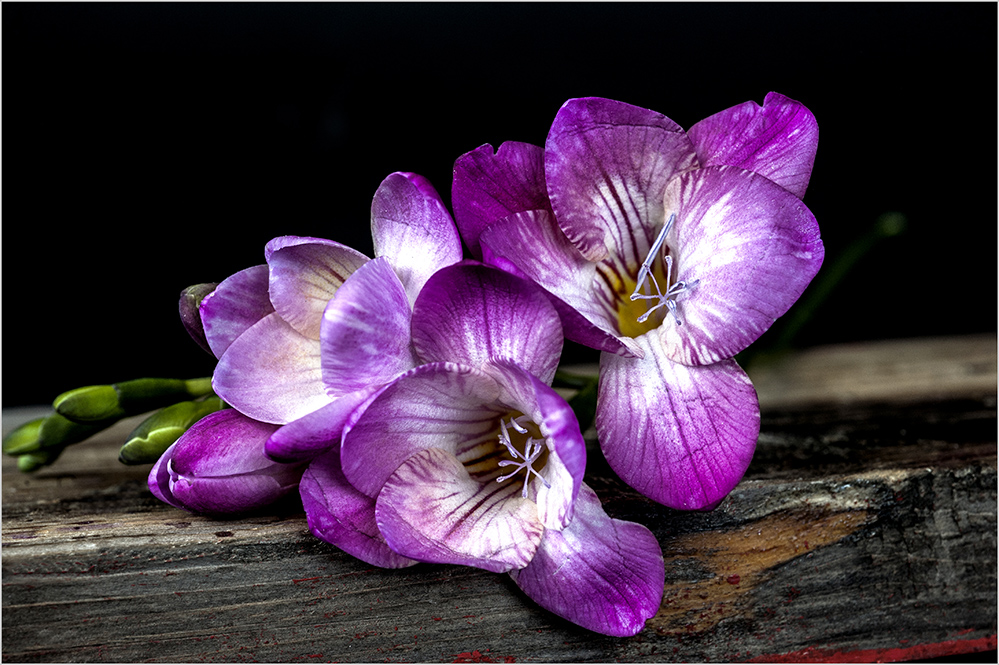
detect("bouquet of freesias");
top-left (5, 93), bottom-right (822, 637)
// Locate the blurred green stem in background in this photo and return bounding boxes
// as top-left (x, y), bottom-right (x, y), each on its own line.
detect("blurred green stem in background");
top-left (741, 211), bottom-right (908, 369)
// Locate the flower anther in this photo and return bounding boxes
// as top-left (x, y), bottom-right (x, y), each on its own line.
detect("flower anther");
top-left (629, 213), bottom-right (699, 326)
top-left (495, 416), bottom-right (551, 498)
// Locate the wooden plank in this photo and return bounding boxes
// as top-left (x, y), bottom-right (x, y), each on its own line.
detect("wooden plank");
top-left (3, 335), bottom-right (996, 662)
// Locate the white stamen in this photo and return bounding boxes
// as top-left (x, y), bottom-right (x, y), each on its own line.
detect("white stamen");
top-left (629, 213), bottom-right (698, 325)
top-left (495, 417), bottom-right (550, 498)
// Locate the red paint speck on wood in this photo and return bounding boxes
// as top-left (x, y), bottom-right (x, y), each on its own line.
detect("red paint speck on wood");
top-left (747, 635), bottom-right (996, 663)
top-left (293, 576), bottom-right (322, 584)
top-left (452, 649), bottom-right (515, 663)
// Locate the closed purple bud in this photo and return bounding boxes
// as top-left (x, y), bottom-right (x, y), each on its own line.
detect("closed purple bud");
top-left (149, 409), bottom-right (306, 515)
top-left (179, 283), bottom-right (218, 356)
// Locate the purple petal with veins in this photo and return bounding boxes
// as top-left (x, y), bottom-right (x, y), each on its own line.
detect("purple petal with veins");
top-left (375, 446), bottom-right (544, 573)
top-left (266, 236), bottom-right (370, 340)
top-left (320, 256), bottom-right (418, 396)
top-left (687, 91), bottom-right (818, 200)
top-left (510, 484), bottom-right (664, 637)
top-left (340, 362), bottom-right (503, 499)
top-left (370, 172), bottom-right (463, 305)
top-left (545, 97), bottom-right (697, 263)
top-left (658, 165), bottom-right (824, 366)
top-left (213, 312), bottom-right (330, 424)
top-left (411, 261), bottom-right (563, 385)
top-left (480, 209), bottom-right (636, 357)
top-left (300, 446), bottom-right (418, 569)
top-left (597, 333), bottom-right (759, 510)
top-left (452, 141), bottom-right (550, 259)
top-left (200, 265), bottom-right (274, 360)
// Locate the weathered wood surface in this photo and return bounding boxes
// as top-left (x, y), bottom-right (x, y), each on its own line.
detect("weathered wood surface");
top-left (3, 334), bottom-right (996, 662)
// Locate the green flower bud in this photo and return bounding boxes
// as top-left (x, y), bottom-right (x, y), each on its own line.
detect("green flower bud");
top-left (53, 385), bottom-right (124, 421)
top-left (119, 396), bottom-right (227, 464)
top-left (2, 417), bottom-right (46, 455)
top-left (38, 412), bottom-right (120, 449)
top-left (54, 377), bottom-right (214, 423)
top-left (4, 412), bottom-right (118, 472)
top-left (18, 448), bottom-right (63, 472)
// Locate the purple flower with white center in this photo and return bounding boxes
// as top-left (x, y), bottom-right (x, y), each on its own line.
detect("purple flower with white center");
top-left (300, 262), bottom-right (665, 637)
top-left (148, 408), bottom-right (306, 515)
top-left (197, 171), bottom-right (463, 462)
top-left (452, 93), bottom-right (824, 511)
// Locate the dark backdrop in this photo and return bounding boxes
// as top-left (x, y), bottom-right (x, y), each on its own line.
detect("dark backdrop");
top-left (4, 3), bottom-right (997, 407)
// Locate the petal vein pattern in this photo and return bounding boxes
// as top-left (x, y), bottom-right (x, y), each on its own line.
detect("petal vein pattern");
top-left (376, 447), bottom-right (544, 573)
top-left (545, 98), bottom-right (698, 264)
top-left (320, 257), bottom-right (418, 396)
top-left (340, 363), bottom-right (503, 498)
top-left (412, 262), bottom-right (564, 385)
top-left (597, 334), bottom-right (759, 510)
top-left (266, 237), bottom-right (370, 340)
top-left (687, 91), bottom-right (818, 199)
top-left (213, 312), bottom-right (329, 424)
top-left (659, 166), bottom-right (823, 365)
top-left (371, 172), bottom-right (463, 306)
top-left (510, 485), bottom-right (664, 637)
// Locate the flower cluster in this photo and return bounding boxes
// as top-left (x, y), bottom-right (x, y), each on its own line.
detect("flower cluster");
top-left (7, 93), bottom-right (821, 637)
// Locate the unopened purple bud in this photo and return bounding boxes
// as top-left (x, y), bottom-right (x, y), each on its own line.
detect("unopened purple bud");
top-left (148, 409), bottom-right (306, 515)
top-left (179, 283), bottom-right (218, 356)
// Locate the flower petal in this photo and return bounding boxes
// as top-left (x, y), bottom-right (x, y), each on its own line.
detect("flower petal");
top-left (411, 262), bottom-right (563, 384)
top-left (264, 386), bottom-right (381, 463)
top-left (148, 441), bottom-right (184, 509)
top-left (376, 446), bottom-right (544, 573)
top-left (451, 141), bottom-right (550, 259)
top-left (545, 97), bottom-right (698, 263)
top-left (596, 333), bottom-right (760, 510)
top-left (265, 236), bottom-right (370, 340)
top-left (687, 92), bottom-right (818, 200)
top-left (482, 359), bottom-right (586, 530)
top-left (510, 484), bottom-right (665, 637)
top-left (300, 446), bottom-right (418, 569)
top-left (371, 172), bottom-right (463, 305)
top-left (320, 256), bottom-right (418, 395)
top-left (170, 409), bottom-right (281, 475)
top-left (200, 265), bottom-right (275, 359)
top-left (154, 409), bottom-right (305, 515)
top-left (340, 362), bottom-right (502, 498)
top-left (213, 312), bottom-right (330, 424)
top-left (479, 209), bottom-right (635, 357)
top-left (660, 165), bottom-right (824, 366)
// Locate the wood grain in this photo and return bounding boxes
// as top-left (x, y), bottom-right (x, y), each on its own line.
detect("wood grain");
top-left (3, 334), bottom-right (996, 662)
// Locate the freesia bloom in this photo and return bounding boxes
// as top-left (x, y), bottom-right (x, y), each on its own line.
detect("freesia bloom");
top-left (198, 171), bottom-right (463, 463)
top-left (148, 408), bottom-right (306, 515)
top-left (452, 93), bottom-right (823, 510)
top-left (300, 262), bottom-right (665, 637)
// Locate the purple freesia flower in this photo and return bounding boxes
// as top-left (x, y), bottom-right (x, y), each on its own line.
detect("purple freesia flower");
top-left (149, 171), bottom-right (463, 515)
top-left (199, 171), bottom-right (463, 462)
top-left (300, 262), bottom-right (665, 637)
top-left (452, 93), bottom-right (824, 511)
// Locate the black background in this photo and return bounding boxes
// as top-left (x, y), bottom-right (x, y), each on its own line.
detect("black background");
top-left (4, 3), bottom-right (997, 407)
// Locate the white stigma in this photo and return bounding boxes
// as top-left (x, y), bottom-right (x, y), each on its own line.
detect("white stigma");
top-left (629, 212), bottom-right (699, 326)
top-left (495, 417), bottom-right (550, 498)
